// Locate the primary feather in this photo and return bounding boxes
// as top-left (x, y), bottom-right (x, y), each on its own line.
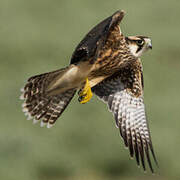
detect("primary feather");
top-left (92, 60), bottom-right (158, 172)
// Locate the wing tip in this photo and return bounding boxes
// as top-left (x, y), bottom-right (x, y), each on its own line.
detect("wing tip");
top-left (112, 10), bottom-right (126, 25)
top-left (113, 10), bottom-right (126, 18)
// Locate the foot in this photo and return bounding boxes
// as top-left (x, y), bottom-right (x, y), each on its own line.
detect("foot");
top-left (78, 78), bottom-right (93, 104)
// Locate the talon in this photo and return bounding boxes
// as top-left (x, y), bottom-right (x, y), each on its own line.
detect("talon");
top-left (78, 95), bottom-right (85, 102)
top-left (78, 78), bottom-right (93, 104)
top-left (78, 89), bottom-right (82, 96)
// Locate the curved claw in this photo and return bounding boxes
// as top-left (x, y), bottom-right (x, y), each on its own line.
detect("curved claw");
top-left (78, 78), bottom-right (93, 104)
top-left (78, 95), bottom-right (85, 102)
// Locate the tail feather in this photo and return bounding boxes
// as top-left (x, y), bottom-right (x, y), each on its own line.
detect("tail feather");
top-left (20, 69), bottom-right (76, 128)
top-left (24, 68), bottom-right (67, 98)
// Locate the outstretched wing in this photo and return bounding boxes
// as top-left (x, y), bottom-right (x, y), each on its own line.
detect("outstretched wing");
top-left (92, 68), bottom-right (158, 172)
top-left (70, 10), bottom-right (125, 64)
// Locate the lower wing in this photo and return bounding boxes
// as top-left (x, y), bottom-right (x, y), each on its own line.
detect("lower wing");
top-left (92, 74), bottom-right (158, 173)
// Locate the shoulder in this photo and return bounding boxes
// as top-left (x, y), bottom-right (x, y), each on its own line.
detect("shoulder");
top-left (70, 10), bottom-right (125, 64)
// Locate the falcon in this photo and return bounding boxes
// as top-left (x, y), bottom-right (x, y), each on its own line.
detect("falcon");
top-left (20, 10), bottom-right (158, 172)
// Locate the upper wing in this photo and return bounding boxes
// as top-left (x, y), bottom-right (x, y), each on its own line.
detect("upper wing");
top-left (92, 68), bottom-right (158, 173)
top-left (70, 10), bottom-right (125, 64)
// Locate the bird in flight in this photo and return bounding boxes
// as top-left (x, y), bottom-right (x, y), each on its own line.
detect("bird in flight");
top-left (20, 10), bottom-right (158, 172)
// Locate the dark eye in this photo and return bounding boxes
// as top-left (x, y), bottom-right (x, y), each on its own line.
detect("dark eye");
top-left (136, 40), bottom-right (144, 46)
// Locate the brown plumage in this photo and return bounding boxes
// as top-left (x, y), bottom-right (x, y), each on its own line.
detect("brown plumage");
top-left (89, 26), bottom-right (134, 79)
top-left (92, 59), bottom-right (158, 172)
top-left (20, 10), bottom-right (157, 172)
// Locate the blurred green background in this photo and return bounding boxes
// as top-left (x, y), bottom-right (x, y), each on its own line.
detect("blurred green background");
top-left (0, 0), bottom-right (180, 179)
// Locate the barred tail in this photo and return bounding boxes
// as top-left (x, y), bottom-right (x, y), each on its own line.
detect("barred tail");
top-left (20, 68), bottom-right (76, 128)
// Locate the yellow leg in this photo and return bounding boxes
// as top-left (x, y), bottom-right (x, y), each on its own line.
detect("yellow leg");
top-left (78, 78), bottom-right (93, 104)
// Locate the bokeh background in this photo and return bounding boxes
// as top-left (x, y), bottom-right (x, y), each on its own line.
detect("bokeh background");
top-left (1, 0), bottom-right (180, 179)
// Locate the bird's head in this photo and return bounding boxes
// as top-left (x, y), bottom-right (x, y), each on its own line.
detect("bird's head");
top-left (125, 36), bottom-right (152, 57)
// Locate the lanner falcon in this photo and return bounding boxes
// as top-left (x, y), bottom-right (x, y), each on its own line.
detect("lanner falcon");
top-left (20, 10), bottom-right (158, 172)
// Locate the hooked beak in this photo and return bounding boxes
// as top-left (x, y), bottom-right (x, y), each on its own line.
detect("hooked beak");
top-left (149, 42), bottom-right (152, 49)
top-left (147, 39), bottom-right (152, 49)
